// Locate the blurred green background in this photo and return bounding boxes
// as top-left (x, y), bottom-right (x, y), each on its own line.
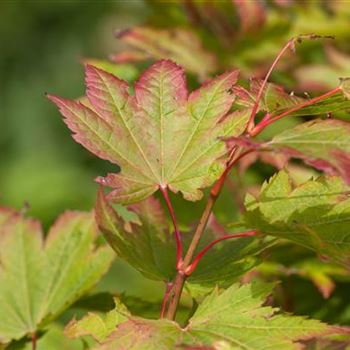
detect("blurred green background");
top-left (0, 0), bottom-right (148, 226)
top-left (1, 1), bottom-right (350, 348)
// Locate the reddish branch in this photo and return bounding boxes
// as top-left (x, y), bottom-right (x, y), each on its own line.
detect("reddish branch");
top-left (160, 282), bottom-right (174, 318)
top-left (184, 230), bottom-right (258, 276)
top-left (249, 86), bottom-right (342, 136)
top-left (166, 149), bottom-right (246, 319)
top-left (159, 185), bottom-right (183, 269)
top-left (247, 38), bottom-right (296, 132)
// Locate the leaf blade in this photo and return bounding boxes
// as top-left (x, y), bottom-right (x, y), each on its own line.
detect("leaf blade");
top-left (0, 209), bottom-right (114, 343)
top-left (244, 170), bottom-right (350, 267)
top-left (49, 61), bottom-right (246, 203)
top-left (70, 283), bottom-right (334, 350)
top-left (270, 119), bottom-right (350, 184)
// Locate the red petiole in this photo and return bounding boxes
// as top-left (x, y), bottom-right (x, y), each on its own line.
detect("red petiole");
top-left (160, 282), bottom-right (174, 318)
top-left (249, 86), bottom-right (342, 137)
top-left (247, 38), bottom-right (296, 132)
top-left (159, 185), bottom-right (183, 269)
top-left (184, 230), bottom-right (258, 276)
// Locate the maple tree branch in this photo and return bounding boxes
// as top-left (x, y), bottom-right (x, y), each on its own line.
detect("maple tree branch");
top-left (166, 179), bottom-right (225, 320)
top-left (159, 185), bottom-right (183, 269)
top-left (249, 86), bottom-right (342, 137)
top-left (166, 148), bottom-right (248, 320)
top-left (160, 282), bottom-right (174, 318)
top-left (184, 230), bottom-right (258, 276)
top-left (247, 38), bottom-right (295, 132)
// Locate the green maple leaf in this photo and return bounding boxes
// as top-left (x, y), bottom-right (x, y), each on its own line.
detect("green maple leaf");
top-left (270, 119), bottom-right (350, 184)
top-left (0, 208), bottom-right (114, 344)
top-left (244, 170), bottom-right (350, 267)
top-left (48, 60), bottom-right (249, 204)
top-left (95, 187), bottom-right (267, 284)
top-left (66, 282), bottom-right (335, 350)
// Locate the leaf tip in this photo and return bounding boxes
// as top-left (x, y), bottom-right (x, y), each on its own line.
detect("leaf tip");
top-left (46, 94), bottom-right (67, 108)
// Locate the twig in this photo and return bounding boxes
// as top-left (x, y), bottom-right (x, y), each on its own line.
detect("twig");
top-left (166, 149), bottom-right (248, 320)
top-left (247, 38), bottom-right (296, 132)
top-left (249, 87), bottom-right (341, 137)
top-left (160, 282), bottom-right (174, 318)
top-left (184, 230), bottom-right (258, 275)
top-left (159, 185), bottom-right (183, 269)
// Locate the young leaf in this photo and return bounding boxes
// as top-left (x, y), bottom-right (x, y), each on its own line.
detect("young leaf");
top-left (65, 298), bottom-right (129, 343)
top-left (244, 170), bottom-right (350, 267)
top-left (95, 188), bottom-right (267, 284)
top-left (0, 208), bottom-right (114, 344)
top-left (270, 119), bottom-right (350, 184)
top-left (234, 80), bottom-right (304, 113)
top-left (67, 282), bottom-right (335, 350)
top-left (234, 79), bottom-right (350, 118)
top-left (48, 60), bottom-right (248, 204)
top-left (113, 27), bottom-right (217, 78)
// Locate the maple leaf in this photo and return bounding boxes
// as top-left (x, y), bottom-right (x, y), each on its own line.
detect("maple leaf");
top-left (95, 187), bottom-right (268, 284)
top-left (112, 27), bottom-right (217, 79)
top-left (270, 119), bottom-right (350, 184)
top-left (66, 282), bottom-right (337, 350)
top-left (244, 170), bottom-right (350, 267)
top-left (0, 208), bottom-right (114, 344)
top-left (48, 60), bottom-right (248, 204)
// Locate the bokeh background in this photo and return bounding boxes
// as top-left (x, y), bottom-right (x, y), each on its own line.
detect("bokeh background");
top-left (1, 1), bottom-right (350, 348)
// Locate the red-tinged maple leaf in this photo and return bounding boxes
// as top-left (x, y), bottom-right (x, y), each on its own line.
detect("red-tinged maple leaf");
top-left (48, 60), bottom-right (249, 204)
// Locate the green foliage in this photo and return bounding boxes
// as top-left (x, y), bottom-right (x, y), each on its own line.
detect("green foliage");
top-left (3, 2), bottom-right (350, 349)
top-left (46, 29), bottom-right (350, 347)
top-left (95, 187), bottom-right (268, 286)
top-left (244, 170), bottom-right (350, 267)
top-left (65, 298), bottom-right (129, 343)
top-left (270, 119), bottom-right (350, 184)
top-left (66, 282), bottom-right (333, 350)
top-left (0, 208), bottom-right (114, 344)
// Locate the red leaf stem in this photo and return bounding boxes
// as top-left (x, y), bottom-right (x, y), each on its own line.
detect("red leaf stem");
top-left (250, 87), bottom-right (342, 137)
top-left (247, 38), bottom-right (295, 132)
top-left (184, 230), bottom-right (258, 276)
top-left (159, 185), bottom-right (183, 269)
top-left (160, 282), bottom-right (174, 318)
